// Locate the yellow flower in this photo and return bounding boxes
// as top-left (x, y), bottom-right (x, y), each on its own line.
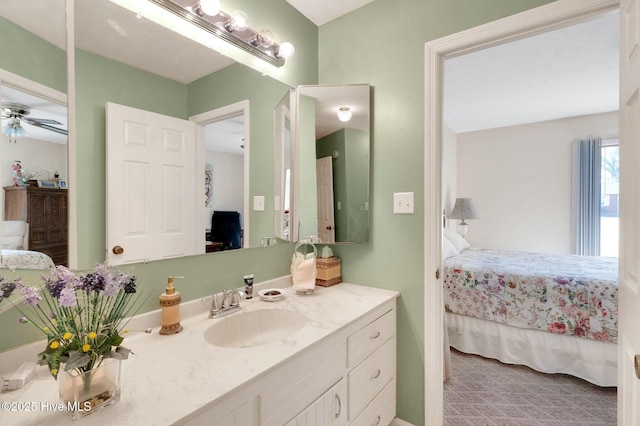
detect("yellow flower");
top-left (43, 326), bottom-right (50, 333)
top-left (51, 369), bottom-right (58, 376)
top-left (63, 332), bottom-right (72, 340)
top-left (49, 341), bottom-right (59, 349)
top-left (88, 332), bottom-right (97, 340)
top-left (82, 344), bottom-right (91, 352)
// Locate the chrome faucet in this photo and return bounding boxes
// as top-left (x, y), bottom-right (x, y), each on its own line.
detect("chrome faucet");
top-left (209, 288), bottom-right (246, 318)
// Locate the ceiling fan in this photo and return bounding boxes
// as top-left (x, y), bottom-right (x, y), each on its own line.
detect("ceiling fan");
top-left (1, 102), bottom-right (68, 141)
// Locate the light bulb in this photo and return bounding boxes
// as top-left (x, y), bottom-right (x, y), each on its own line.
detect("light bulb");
top-left (337, 107), bottom-right (352, 122)
top-left (228, 11), bottom-right (249, 32)
top-left (276, 42), bottom-right (295, 59)
top-left (199, 0), bottom-right (220, 16)
top-left (257, 29), bottom-right (274, 48)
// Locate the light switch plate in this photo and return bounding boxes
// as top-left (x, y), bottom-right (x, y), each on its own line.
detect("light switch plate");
top-left (253, 195), bottom-right (265, 211)
top-left (394, 192), bottom-right (414, 214)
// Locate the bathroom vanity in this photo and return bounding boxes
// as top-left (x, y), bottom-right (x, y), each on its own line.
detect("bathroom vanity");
top-left (0, 279), bottom-right (398, 425)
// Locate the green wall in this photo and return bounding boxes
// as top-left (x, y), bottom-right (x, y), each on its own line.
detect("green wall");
top-left (318, 0), bottom-right (554, 424)
top-left (0, 16), bottom-right (66, 93)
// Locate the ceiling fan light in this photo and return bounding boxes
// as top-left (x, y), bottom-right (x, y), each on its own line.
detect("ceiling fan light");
top-left (337, 107), bottom-right (352, 122)
top-left (2, 121), bottom-right (25, 138)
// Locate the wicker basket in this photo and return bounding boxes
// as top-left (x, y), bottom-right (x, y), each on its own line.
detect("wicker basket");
top-left (316, 256), bottom-right (342, 287)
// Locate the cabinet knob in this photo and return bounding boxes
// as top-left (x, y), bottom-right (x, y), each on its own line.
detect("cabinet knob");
top-left (112, 246), bottom-right (124, 255)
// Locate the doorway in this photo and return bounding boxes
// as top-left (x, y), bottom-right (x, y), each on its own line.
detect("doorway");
top-left (190, 100), bottom-right (250, 250)
top-left (423, 1), bottom-right (621, 424)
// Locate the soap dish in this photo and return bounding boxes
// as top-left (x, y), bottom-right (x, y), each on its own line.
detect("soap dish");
top-left (258, 288), bottom-right (284, 302)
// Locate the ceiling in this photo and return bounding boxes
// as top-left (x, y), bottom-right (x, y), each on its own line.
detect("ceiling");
top-left (444, 11), bottom-right (620, 134)
top-left (0, 1), bottom-right (620, 140)
top-left (286, 0), bottom-right (377, 26)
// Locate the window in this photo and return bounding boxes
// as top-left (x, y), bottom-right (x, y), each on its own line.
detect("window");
top-left (600, 140), bottom-right (619, 257)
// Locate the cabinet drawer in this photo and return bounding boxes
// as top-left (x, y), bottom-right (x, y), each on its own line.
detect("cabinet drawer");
top-left (348, 337), bottom-right (395, 420)
top-left (349, 378), bottom-right (395, 426)
top-left (347, 309), bottom-right (395, 368)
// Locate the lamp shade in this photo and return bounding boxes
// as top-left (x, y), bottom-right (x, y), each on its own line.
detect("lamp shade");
top-left (449, 198), bottom-right (478, 222)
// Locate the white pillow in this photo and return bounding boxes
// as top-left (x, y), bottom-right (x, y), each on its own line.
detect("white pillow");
top-left (442, 237), bottom-right (459, 259)
top-left (443, 228), bottom-right (470, 252)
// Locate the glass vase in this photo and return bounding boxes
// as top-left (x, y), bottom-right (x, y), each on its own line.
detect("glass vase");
top-left (58, 358), bottom-right (121, 420)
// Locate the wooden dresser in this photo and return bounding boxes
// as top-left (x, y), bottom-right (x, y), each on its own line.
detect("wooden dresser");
top-left (4, 186), bottom-right (68, 266)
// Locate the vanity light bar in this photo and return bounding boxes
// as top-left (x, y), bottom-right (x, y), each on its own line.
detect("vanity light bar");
top-left (148, 0), bottom-right (288, 68)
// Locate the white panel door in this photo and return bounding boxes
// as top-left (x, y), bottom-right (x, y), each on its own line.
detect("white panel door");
top-left (106, 102), bottom-right (197, 265)
top-left (619, 0), bottom-right (640, 424)
top-left (316, 156), bottom-right (335, 243)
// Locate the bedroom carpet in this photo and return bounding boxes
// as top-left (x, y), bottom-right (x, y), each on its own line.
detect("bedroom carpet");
top-left (444, 349), bottom-right (617, 425)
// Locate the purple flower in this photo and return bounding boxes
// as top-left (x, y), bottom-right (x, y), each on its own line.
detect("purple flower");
top-left (0, 280), bottom-right (16, 299)
top-left (79, 272), bottom-right (106, 294)
top-left (58, 286), bottom-right (76, 308)
top-left (19, 284), bottom-right (42, 306)
top-left (18, 317), bottom-right (28, 323)
top-left (122, 275), bottom-right (137, 294)
top-left (43, 265), bottom-right (77, 298)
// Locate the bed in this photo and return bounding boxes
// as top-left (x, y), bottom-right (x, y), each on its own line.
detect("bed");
top-left (0, 249), bottom-right (55, 270)
top-left (442, 229), bottom-right (618, 387)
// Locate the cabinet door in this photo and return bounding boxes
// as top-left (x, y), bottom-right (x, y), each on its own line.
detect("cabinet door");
top-left (27, 191), bottom-right (47, 246)
top-left (285, 379), bottom-right (346, 426)
top-left (45, 192), bottom-right (67, 243)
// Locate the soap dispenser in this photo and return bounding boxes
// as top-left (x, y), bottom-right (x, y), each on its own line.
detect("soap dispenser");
top-left (159, 276), bottom-right (184, 335)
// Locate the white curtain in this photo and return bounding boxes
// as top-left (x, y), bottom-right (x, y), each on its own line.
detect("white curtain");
top-left (572, 137), bottom-right (601, 256)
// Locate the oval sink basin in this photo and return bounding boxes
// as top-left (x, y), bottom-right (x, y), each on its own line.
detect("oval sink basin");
top-left (204, 308), bottom-right (307, 348)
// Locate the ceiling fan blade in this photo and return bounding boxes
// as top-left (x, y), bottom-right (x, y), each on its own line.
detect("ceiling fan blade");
top-left (24, 119), bottom-right (68, 136)
top-left (24, 117), bottom-right (63, 125)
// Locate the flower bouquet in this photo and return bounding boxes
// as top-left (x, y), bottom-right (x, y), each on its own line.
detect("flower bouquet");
top-left (4, 263), bottom-right (147, 418)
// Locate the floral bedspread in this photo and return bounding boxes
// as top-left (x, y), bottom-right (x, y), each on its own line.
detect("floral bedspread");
top-left (443, 248), bottom-right (618, 343)
top-left (1, 249), bottom-right (55, 271)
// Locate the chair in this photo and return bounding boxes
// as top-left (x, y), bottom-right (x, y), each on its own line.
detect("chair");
top-left (211, 211), bottom-right (242, 250)
top-left (1, 220), bottom-right (29, 250)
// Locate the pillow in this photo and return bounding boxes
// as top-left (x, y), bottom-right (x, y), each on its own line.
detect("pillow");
top-left (442, 237), bottom-right (459, 259)
top-left (443, 227), bottom-right (470, 252)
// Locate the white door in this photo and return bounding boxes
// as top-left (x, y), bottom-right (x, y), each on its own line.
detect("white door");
top-left (618, 0), bottom-right (640, 423)
top-left (106, 102), bottom-right (197, 265)
top-left (316, 156), bottom-right (335, 243)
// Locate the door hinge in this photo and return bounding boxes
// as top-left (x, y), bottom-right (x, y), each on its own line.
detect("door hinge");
top-left (435, 269), bottom-right (440, 279)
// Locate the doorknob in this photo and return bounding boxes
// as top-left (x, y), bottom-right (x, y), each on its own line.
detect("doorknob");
top-left (112, 246), bottom-right (124, 255)
top-left (326, 226), bottom-right (333, 230)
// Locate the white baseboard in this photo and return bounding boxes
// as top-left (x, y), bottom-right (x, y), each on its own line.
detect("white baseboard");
top-left (391, 418), bottom-right (414, 426)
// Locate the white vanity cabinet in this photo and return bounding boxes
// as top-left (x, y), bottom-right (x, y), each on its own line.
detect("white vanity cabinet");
top-left (187, 300), bottom-right (397, 426)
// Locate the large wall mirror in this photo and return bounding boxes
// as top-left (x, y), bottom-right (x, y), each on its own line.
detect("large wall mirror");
top-left (295, 84), bottom-right (370, 244)
top-left (0, 0), bottom-right (371, 271)
top-left (0, 0), bottom-right (68, 270)
top-left (73, 0), bottom-right (297, 267)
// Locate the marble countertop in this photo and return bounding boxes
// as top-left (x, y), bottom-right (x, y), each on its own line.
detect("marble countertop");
top-left (0, 277), bottom-right (398, 425)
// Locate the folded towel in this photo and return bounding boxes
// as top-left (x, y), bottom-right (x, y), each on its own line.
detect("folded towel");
top-left (291, 251), bottom-right (316, 292)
